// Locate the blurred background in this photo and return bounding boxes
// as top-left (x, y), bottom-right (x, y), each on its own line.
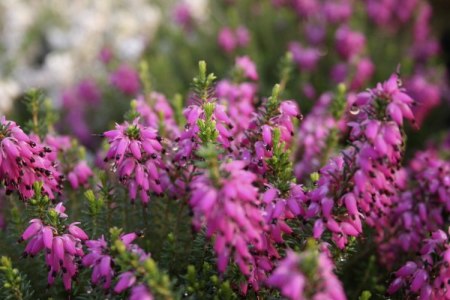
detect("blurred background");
top-left (0, 0), bottom-right (449, 151)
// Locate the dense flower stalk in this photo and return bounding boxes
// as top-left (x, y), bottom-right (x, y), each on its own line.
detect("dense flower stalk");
top-left (190, 160), bottom-right (265, 275)
top-left (19, 203), bottom-right (88, 290)
top-left (0, 117), bottom-right (62, 200)
top-left (267, 246), bottom-right (346, 300)
top-left (104, 119), bottom-right (165, 205)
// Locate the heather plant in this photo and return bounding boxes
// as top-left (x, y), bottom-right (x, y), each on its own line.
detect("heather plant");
top-left (0, 1), bottom-right (449, 300)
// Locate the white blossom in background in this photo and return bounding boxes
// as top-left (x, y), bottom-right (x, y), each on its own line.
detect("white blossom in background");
top-left (185, 0), bottom-right (209, 22)
top-left (0, 79), bottom-right (19, 115)
top-left (0, 0), bottom-right (161, 110)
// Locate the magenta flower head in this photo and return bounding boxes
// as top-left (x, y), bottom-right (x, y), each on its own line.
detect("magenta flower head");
top-left (104, 118), bottom-right (164, 205)
top-left (77, 79), bottom-right (101, 104)
top-left (236, 26), bottom-right (250, 47)
top-left (0, 117), bottom-right (62, 200)
top-left (83, 231), bottom-right (146, 291)
top-left (67, 161), bottom-right (93, 189)
top-left (20, 203), bottom-right (88, 291)
top-left (218, 27), bottom-right (236, 53)
top-left (190, 160), bottom-right (265, 275)
top-left (99, 46), bottom-right (113, 64)
top-left (110, 64), bottom-right (140, 95)
top-left (372, 73), bottom-right (415, 126)
top-left (323, 0), bottom-right (352, 23)
top-left (335, 25), bottom-right (366, 61)
top-left (235, 56), bottom-right (259, 81)
top-left (172, 3), bottom-right (193, 30)
top-left (350, 58), bottom-right (375, 90)
top-left (83, 236), bottom-right (114, 289)
top-left (289, 42), bottom-right (321, 72)
top-left (267, 246), bottom-right (346, 300)
top-left (136, 93), bottom-right (180, 138)
top-left (130, 284), bottom-right (154, 300)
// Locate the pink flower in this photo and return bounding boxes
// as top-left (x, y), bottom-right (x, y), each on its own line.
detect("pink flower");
top-left (104, 119), bottom-right (165, 205)
top-left (236, 26), bottom-right (250, 47)
top-left (335, 26), bottom-right (366, 61)
top-left (68, 161), bottom-right (93, 189)
top-left (236, 56), bottom-right (259, 81)
top-left (218, 27), bottom-right (236, 53)
top-left (130, 284), bottom-right (154, 300)
top-left (0, 117), bottom-right (62, 200)
top-left (110, 64), bottom-right (140, 95)
top-left (20, 204), bottom-right (87, 291)
top-left (267, 249), bottom-right (346, 300)
top-left (289, 42), bottom-right (321, 72)
top-left (190, 161), bottom-right (265, 275)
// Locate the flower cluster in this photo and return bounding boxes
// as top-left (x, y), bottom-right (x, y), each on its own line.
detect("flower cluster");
top-left (104, 119), bottom-right (165, 205)
top-left (217, 26), bottom-right (250, 53)
top-left (82, 229), bottom-right (170, 299)
top-left (288, 74), bottom-right (415, 250)
top-left (388, 230), bottom-right (450, 299)
top-left (83, 232), bottom-right (148, 291)
top-left (190, 160), bottom-right (265, 274)
top-left (267, 245), bottom-right (346, 300)
top-left (19, 202), bottom-right (88, 290)
top-left (0, 117), bottom-right (62, 200)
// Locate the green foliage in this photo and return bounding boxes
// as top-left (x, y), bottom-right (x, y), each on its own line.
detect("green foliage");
top-left (139, 60), bottom-right (153, 97)
top-left (111, 234), bottom-right (174, 300)
top-left (124, 99), bottom-right (140, 122)
top-left (182, 263), bottom-right (237, 300)
top-left (22, 89), bottom-right (56, 137)
top-left (171, 93), bottom-right (186, 129)
top-left (197, 103), bottom-right (219, 144)
top-left (82, 189), bottom-right (105, 238)
top-left (265, 84), bottom-right (281, 121)
top-left (359, 290), bottom-right (372, 300)
top-left (266, 127), bottom-right (294, 195)
top-left (0, 256), bottom-right (34, 300)
top-left (192, 61), bottom-right (217, 104)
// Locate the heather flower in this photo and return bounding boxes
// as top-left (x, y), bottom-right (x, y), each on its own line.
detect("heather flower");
top-left (291, 0), bottom-right (319, 18)
top-left (174, 102), bottom-right (235, 164)
top-left (235, 56), bottom-right (259, 81)
top-left (67, 161), bottom-right (93, 189)
top-left (303, 24), bottom-right (325, 46)
top-left (335, 26), bottom-right (366, 61)
top-left (172, 3), bottom-right (193, 30)
top-left (216, 80), bottom-right (256, 135)
top-left (378, 149), bottom-right (450, 266)
top-left (136, 93), bottom-right (180, 139)
top-left (236, 26), bottom-right (250, 47)
top-left (99, 46), bottom-right (113, 64)
top-left (130, 284), bottom-right (153, 300)
top-left (0, 117), bottom-right (62, 199)
top-left (20, 203), bottom-right (88, 291)
top-left (76, 79), bottom-right (101, 104)
top-left (388, 230), bottom-right (450, 299)
top-left (323, 0), bottom-right (352, 23)
top-left (369, 73), bottom-right (415, 126)
top-left (267, 248), bottom-right (346, 300)
top-left (104, 119), bottom-right (164, 204)
top-left (289, 42), bottom-right (321, 72)
top-left (302, 74), bottom-right (415, 248)
top-left (83, 232), bottom-right (142, 289)
top-left (110, 64), bottom-right (140, 95)
top-left (365, 0), bottom-right (419, 27)
top-left (190, 160), bottom-right (265, 275)
top-left (294, 93), bottom-right (338, 180)
top-left (350, 58), bottom-right (375, 90)
top-left (411, 4), bottom-right (439, 62)
top-left (405, 73), bottom-right (440, 127)
top-left (218, 27), bottom-right (236, 53)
